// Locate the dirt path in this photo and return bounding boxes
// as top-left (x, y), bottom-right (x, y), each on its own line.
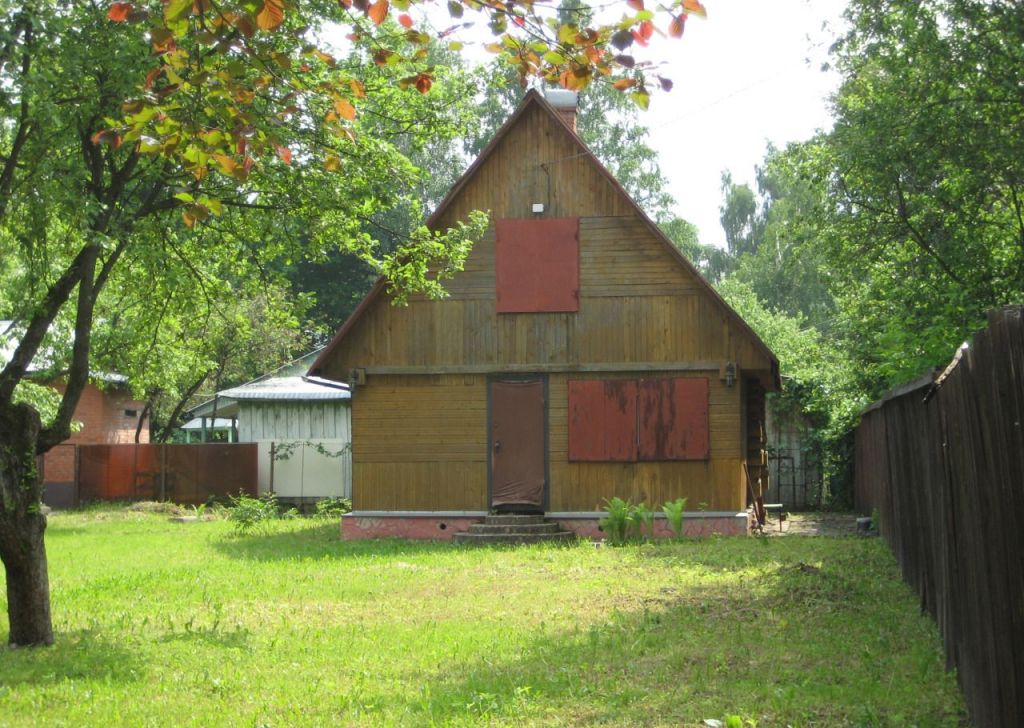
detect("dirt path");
top-left (760, 511), bottom-right (869, 537)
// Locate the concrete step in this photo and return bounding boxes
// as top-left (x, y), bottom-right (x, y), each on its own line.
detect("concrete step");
top-left (468, 522), bottom-right (562, 535)
top-left (453, 531), bottom-right (577, 545)
top-left (484, 514), bottom-right (546, 526)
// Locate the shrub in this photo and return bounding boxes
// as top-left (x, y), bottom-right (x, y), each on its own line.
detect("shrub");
top-left (227, 492), bottom-right (280, 534)
top-left (314, 497), bottom-right (352, 518)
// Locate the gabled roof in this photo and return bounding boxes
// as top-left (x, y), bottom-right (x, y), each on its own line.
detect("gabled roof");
top-left (310, 89), bottom-right (779, 384)
top-left (187, 347), bottom-right (349, 420)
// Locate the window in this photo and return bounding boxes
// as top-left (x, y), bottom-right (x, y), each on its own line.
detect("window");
top-left (123, 409), bottom-right (138, 418)
top-left (568, 380), bottom-right (637, 461)
top-left (495, 217), bottom-right (579, 313)
top-left (568, 377), bottom-right (709, 462)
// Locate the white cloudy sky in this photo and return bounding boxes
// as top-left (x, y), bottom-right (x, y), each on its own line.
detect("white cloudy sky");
top-left (331, 0), bottom-right (850, 248)
top-left (641, 0), bottom-right (849, 247)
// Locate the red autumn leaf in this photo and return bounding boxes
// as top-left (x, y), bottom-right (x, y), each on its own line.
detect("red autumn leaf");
top-left (668, 14), bottom-right (686, 38)
top-left (275, 145), bottom-right (293, 164)
top-left (91, 129), bottom-right (123, 148)
top-left (151, 27), bottom-right (176, 53)
top-left (235, 14), bottom-right (256, 37)
top-left (626, 0), bottom-right (643, 10)
top-left (337, 0), bottom-right (352, 7)
top-left (682, 0), bottom-right (707, 18)
top-left (414, 73), bottom-right (432, 94)
top-left (349, 79), bottom-right (366, 98)
top-left (334, 98), bottom-right (357, 120)
top-left (367, 0), bottom-right (389, 26)
top-left (256, 0), bottom-right (285, 31)
top-left (372, 48), bottom-right (392, 65)
top-left (144, 67), bottom-right (163, 89)
top-left (107, 3), bottom-right (132, 22)
top-left (632, 20), bottom-right (653, 47)
top-left (612, 78), bottom-right (636, 91)
top-left (398, 13), bottom-right (413, 28)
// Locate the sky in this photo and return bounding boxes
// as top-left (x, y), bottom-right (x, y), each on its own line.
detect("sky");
top-left (640, 0), bottom-right (850, 248)
top-left (330, 0), bottom-right (850, 249)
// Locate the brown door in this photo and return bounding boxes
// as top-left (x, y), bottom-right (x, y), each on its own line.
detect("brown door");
top-left (490, 378), bottom-right (546, 511)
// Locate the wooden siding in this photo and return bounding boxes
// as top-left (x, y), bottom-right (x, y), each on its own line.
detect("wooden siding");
top-left (321, 216), bottom-right (771, 379)
top-left (353, 371), bottom-right (745, 513)
top-left (352, 375), bottom-right (488, 511)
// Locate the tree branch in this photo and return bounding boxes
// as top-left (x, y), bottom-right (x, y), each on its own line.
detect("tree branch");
top-left (38, 245), bottom-right (100, 452)
top-left (893, 181), bottom-right (966, 286)
top-left (0, 15), bottom-right (34, 221)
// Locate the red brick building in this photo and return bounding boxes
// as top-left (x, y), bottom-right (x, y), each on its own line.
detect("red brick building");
top-left (41, 380), bottom-right (149, 507)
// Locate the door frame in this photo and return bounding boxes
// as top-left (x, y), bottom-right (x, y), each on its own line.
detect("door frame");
top-left (486, 373), bottom-right (550, 512)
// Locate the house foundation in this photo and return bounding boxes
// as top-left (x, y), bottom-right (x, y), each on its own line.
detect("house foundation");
top-left (341, 511), bottom-right (751, 541)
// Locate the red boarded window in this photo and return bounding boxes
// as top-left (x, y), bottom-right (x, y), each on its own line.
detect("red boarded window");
top-left (495, 218), bottom-right (579, 313)
top-left (638, 378), bottom-right (710, 461)
top-left (568, 377), bottom-right (710, 463)
top-left (568, 380), bottom-right (638, 461)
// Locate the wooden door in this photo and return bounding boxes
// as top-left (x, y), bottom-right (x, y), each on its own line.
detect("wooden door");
top-left (489, 378), bottom-right (547, 511)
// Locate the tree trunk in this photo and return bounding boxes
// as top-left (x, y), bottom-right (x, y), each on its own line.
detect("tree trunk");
top-left (0, 402), bottom-right (53, 647)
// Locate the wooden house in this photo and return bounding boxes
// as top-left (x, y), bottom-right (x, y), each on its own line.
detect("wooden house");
top-left (310, 90), bottom-right (779, 539)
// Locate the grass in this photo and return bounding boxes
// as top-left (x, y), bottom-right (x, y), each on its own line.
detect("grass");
top-left (0, 508), bottom-right (966, 727)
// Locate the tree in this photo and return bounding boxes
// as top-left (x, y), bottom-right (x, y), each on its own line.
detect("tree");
top-left (660, 216), bottom-right (732, 283)
top-left (2, 0), bottom-right (700, 646)
top-left (0, 2), bottom-right (483, 646)
top-left (808, 0), bottom-right (1024, 385)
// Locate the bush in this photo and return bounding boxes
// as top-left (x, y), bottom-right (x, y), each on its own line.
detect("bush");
top-left (227, 492), bottom-right (280, 534)
top-left (314, 497), bottom-right (352, 518)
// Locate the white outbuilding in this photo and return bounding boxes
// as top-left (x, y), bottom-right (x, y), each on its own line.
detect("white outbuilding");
top-left (188, 369), bottom-right (351, 506)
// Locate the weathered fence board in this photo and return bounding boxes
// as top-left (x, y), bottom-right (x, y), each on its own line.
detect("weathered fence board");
top-left (76, 443), bottom-right (257, 505)
top-left (854, 306), bottom-right (1024, 728)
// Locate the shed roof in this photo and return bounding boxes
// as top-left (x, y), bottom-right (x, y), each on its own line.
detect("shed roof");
top-left (219, 376), bottom-right (350, 401)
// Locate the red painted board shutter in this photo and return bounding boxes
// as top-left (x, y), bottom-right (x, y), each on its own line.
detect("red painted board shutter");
top-left (638, 378), bottom-right (710, 461)
top-left (568, 380), bottom-right (638, 461)
top-left (495, 218), bottom-right (580, 313)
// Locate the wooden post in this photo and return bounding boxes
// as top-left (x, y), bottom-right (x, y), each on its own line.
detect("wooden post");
top-left (269, 441), bottom-right (275, 495)
top-left (160, 443), bottom-right (167, 501)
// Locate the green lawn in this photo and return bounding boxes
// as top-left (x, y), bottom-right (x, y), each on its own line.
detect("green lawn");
top-left (0, 509), bottom-right (965, 727)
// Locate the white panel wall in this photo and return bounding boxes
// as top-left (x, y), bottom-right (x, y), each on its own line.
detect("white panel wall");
top-left (239, 401), bottom-right (352, 499)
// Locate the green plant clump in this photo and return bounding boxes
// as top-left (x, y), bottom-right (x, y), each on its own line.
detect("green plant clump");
top-left (662, 497), bottom-right (688, 539)
top-left (314, 497), bottom-right (353, 518)
top-left (226, 492), bottom-right (281, 534)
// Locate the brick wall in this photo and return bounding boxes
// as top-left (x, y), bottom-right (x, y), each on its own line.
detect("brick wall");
top-left (42, 380), bottom-right (148, 486)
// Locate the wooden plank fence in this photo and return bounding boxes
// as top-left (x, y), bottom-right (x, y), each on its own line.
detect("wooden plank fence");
top-left (75, 443), bottom-right (258, 506)
top-left (854, 306), bottom-right (1024, 728)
